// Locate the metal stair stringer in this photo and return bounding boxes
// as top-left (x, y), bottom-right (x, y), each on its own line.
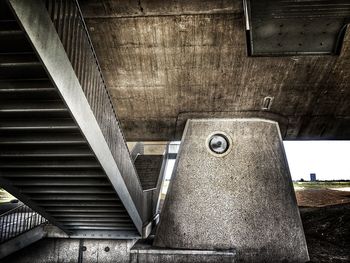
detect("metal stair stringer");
top-left (1, 0), bottom-right (145, 238)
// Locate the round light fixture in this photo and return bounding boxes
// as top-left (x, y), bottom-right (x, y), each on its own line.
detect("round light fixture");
top-left (208, 133), bottom-right (230, 155)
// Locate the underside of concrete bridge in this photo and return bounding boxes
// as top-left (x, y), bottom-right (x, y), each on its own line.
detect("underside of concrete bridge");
top-left (0, 0), bottom-right (349, 262)
top-left (79, 0), bottom-right (350, 141)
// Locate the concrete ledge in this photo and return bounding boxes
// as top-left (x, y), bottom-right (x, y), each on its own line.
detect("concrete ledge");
top-left (130, 240), bottom-right (236, 263)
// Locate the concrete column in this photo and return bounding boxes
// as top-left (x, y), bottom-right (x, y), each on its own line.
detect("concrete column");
top-left (154, 119), bottom-right (309, 262)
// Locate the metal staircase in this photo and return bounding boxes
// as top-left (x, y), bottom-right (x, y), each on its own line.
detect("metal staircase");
top-left (135, 155), bottom-right (164, 191)
top-left (0, 0), bottom-right (161, 240)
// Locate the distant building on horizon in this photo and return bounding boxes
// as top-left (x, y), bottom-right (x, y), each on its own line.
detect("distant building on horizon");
top-left (310, 173), bottom-right (317, 182)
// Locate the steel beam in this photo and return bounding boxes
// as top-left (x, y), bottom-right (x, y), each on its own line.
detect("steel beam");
top-left (68, 229), bottom-right (140, 239)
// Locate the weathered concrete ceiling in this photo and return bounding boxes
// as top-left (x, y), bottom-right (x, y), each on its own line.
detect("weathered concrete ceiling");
top-left (79, 0), bottom-right (350, 140)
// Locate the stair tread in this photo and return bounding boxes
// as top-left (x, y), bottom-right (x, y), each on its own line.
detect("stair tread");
top-left (0, 53), bottom-right (40, 64)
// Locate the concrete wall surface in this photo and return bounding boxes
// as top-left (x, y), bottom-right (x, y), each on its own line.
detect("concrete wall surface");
top-left (129, 240), bottom-right (236, 263)
top-left (80, 0), bottom-right (350, 141)
top-left (130, 253), bottom-right (235, 263)
top-left (154, 119), bottom-right (309, 262)
top-left (3, 238), bottom-right (137, 263)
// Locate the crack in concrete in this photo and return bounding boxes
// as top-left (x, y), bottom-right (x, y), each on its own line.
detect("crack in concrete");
top-left (137, 0), bottom-right (144, 13)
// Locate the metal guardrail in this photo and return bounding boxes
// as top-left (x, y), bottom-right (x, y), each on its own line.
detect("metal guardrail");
top-left (0, 204), bottom-right (47, 244)
top-left (43, 0), bottom-right (144, 214)
top-left (153, 143), bottom-right (171, 214)
top-left (131, 142), bottom-right (145, 163)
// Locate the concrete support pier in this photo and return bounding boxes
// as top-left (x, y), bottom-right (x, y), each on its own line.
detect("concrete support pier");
top-left (154, 119), bottom-right (309, 262)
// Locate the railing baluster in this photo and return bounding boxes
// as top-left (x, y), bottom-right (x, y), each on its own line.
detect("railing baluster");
top-left (61, 0), bottom-right (68, 47)
top-left (81, 35), bottom-right (88, 92)
top-left (9, 212), bottom-right (14, 239)
top-left (72, 6), bottom-right (79, 72)
top-left (0, 214), bottom-right (5, 242)
top-left (1, 215), bottom-right (6, 242)
top-left (14, 208), bottom-right (19, 238)
top-left (4, 213), bottom-right (10, 241)
top-left (56, 0), bottom-right (62, 38)
top-left (25, 209), bottom-right (29, 232)
top-left (66, 0), bottom-right (73, 59)
top-left (19, 206), bottom-right (24, 235)
top-left (28, 211), bottom-right (33, 229)
top-left (78, 23), bottom-right (84, 77)
top-left (9, 212), bottom-right (13, 239)
top-left (16, 207), bottom-right (21, 237)
top-left (17, 208), bottom-right (21, 237)
top-left (14, 207), bottom-right (20, 238)
top-left (0, 204), bottom-right (47, 244)
top-left (5, 214), bottom-right (9, 240)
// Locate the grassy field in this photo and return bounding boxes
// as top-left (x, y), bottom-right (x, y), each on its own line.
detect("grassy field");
top-left (293, 181), bottom-right (350, 189)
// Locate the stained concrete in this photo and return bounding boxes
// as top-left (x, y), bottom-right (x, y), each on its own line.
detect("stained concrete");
top-left (82, 239), bottom-right (136, 263)
top-left (130, 239), bottom-right (236, 263)
top-left (2, 237), bottom-right (235, 263)
top-left (3, 238), bottom-right (137, 263)
top-left (154, 119), bottom-right (309, 262)
top-left (79, 0), bottom-right (350, 141)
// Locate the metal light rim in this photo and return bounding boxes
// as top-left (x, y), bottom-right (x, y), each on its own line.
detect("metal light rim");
top-left (206, 131), bottom-right (232, 157)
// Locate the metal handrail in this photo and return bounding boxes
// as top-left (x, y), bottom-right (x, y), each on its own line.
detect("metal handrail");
top-left (153, 142), bottom-right (172, 214)
top-left (130, 142), bottom-right (145, 162)
top-left (0, 204), bottom-right (47, 244)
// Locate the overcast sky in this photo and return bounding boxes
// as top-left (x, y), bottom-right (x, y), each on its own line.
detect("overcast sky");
top-left (284, 141), bottom-right (350, 181)
top-left (165, 141), bottom-right (350, 181)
